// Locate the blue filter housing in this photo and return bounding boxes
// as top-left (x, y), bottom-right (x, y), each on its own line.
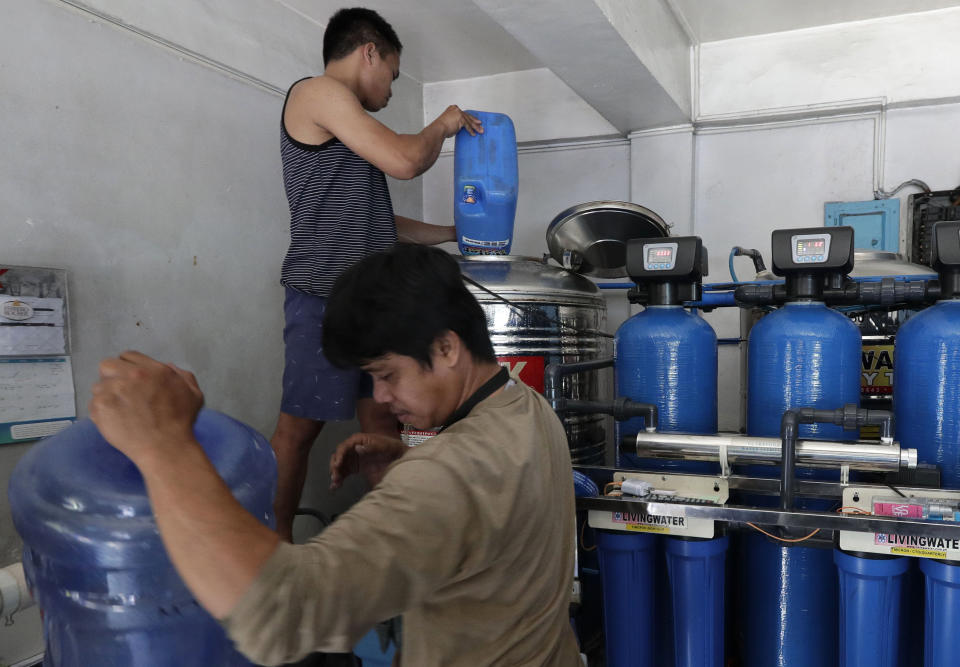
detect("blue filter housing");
top-left (665, 537), bottom-right (729, 667)
top-left (615, 305), bottom-right (718, 469)
top-left (453, 111), bottom-right (518, 256)
top-left (894, 300), bottom-right (960, 488)
top-left (739, 533), bottom-right (839, 667)
top-left (595, 530), bottom-right (656, 667)
top-left (741, 300), bottom-right (862, 667)
top-left (835, 550), bottom-right (909, 667)
top-left (920, 559), bottom-right (960, 667)
top-left (8, 410), bottom-right (276, 667)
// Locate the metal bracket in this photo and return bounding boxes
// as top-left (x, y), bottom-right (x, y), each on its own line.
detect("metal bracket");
top-left (718, 441), bottom-right (731, 478)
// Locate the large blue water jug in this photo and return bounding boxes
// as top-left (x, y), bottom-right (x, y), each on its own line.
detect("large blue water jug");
top-left (8, 409), bottom-right (277, 666)
top-left (453, 110), bottom-right (518, 256)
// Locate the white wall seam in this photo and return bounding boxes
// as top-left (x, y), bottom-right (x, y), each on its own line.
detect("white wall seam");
top-left (874, 110), bottom-right (887, 197)
top-left (629, 124), bottom-right (695, 139)
top-left (439, 136), bottom-right (629, 158)
top-left (52, 0), bottom-right (285, 97)
top-left (693, 109), bottom-right (883, 136)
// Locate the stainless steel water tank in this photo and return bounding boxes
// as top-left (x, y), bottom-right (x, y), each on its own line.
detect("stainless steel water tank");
top-left (458, 255), bottom-right (612, 464)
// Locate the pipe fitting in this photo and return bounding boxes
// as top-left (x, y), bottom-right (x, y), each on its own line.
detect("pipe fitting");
top-left (0, 562), bottom-right (34, 620)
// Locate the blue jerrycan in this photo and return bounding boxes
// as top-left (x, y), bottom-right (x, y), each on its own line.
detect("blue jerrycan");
top-left (453, 110), bottom-right (518, 255)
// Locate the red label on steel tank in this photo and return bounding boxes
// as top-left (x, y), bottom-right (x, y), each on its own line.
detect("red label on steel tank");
top-left (498, 355), bottom-right (545, 394)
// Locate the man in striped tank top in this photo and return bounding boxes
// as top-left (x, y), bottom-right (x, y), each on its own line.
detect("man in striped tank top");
top-left (271, 7), bottom-right (483, 543)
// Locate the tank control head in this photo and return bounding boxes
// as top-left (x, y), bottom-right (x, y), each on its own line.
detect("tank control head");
top-left (770, 226), bottom-right (854, 299)
top-left (625, 236), bottom-right (708, 306)
top-left (933, 221), bottom-right (960, 299)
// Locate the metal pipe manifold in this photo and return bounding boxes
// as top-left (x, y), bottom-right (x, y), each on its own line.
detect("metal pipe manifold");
top-left (627, 432), bottom-right (917, 471)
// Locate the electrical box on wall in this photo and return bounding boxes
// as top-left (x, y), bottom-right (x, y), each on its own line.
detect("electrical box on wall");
top-left (907, 189), bottom-right (960, 267)
top-left (824, 199), bottom-right (900, 253)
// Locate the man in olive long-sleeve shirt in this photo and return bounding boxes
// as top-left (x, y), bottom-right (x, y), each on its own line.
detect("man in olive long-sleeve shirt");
top-left (89, 244), bottom-right (580, 666)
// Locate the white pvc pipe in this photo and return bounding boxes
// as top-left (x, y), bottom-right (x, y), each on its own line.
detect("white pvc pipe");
top-left (0, 562), bottom-right (35, 618)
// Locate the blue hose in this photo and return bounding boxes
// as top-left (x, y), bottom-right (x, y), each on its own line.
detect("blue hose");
top-left (573, 470), bottom-right (600, 498)
top-left (728, 247), bottom-right (740, 283)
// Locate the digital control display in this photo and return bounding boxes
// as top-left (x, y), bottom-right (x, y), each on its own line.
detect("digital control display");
top-left (647, 247), bottom-right (674, 263)
top-left (643, 243), bottom-right (678, 271)
top-left (790, 233), bottom-right (831, 264)
top-left (796, 239), bottom-right (826, 256)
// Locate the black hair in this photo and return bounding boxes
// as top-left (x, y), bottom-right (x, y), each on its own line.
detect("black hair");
top-left (323, 244), bottom-right (496, 369)
top-left (323, 8), bottom-right (403, 66)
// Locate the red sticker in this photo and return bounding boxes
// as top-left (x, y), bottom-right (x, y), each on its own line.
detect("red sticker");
top-left (498, 355), bottom-right (546, 394)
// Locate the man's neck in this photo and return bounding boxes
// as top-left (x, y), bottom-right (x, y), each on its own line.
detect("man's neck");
top-left (322, 59), bottom-right (361, 98)
top-left (459, 361), bottom-right (506, 403)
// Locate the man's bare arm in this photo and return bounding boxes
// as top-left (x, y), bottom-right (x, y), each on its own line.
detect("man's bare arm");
top-left (287, 77), bottom-right (481, 180)
top-left (396, 215), bottom-right (456, 245)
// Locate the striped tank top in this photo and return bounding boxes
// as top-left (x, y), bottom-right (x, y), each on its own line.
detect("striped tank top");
top-left (279, 78), bottom-right (397, 297)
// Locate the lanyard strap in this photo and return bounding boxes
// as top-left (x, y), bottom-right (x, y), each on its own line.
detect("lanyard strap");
top-left (438, 366), bottom-right (510, 433)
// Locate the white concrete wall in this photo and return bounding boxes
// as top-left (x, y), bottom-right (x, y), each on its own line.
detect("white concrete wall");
top-left (0, 5), bottom-right (424, 660)
top-left (698, 8), bottom-right (960, 118)
top-left (423, 69), bottom-right (621, 151)
top-left (630, 126), bottom-right (695, 235)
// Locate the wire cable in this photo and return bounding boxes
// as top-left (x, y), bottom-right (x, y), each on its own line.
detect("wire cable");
top-left (603, 481), bottom-right (623, 496)
top-left (837, 506), bottom-right (872, 515)
top-left (580, 520), bottom-right (597, 552)
top-left (875, 178), bottom-right (932, 199)
top-left (746, 522), bottom-right (820, 543)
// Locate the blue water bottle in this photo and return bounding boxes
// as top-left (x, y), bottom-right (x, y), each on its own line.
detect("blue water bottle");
top-left (453, 110), bottom-right (518, 255)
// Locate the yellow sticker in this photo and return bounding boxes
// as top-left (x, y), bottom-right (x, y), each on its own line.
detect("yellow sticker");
top-left (624, 523), bottom-right (669, 534)
top-left (891, 547), bottom-right (947, 559)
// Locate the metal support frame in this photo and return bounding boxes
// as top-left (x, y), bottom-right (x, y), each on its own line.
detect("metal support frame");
top-left (575, 466), bottom-right (960, 540)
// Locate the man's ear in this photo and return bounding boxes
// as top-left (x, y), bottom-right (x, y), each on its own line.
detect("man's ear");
top-left (362, 42), bottom-right (377, 65)
top-left (431, 331), bottom-right (461, 369)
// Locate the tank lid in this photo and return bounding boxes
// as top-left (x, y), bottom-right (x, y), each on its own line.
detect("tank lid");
top-left (850, 250), bottom-right (936, 278)
top-left (545, 201), bottom-right (670, 278)
top-left (457, 255), bottom-right (601, 299)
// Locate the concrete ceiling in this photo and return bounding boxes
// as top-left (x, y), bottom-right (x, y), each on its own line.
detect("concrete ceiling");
top-left (270, 0), bottom-right (960, 135)
top-left (273, 0), bottom-right (542, 83)
top-left (670, 0), bottom-right (960, 43)
top-left (273, 0), bottom-right (960, 84)
top-left (66, 0), bottom-right (960, 135)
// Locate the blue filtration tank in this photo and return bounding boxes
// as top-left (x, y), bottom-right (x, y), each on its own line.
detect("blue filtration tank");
top-left (894, 221), bottom-right (960, 667)
top-left (453, 110), bottom-right (518, 256)
top-left (609, 237), bottom-right (726, 667)
top-left (895, 299), bottom-right (960, 487)
top-left (613, 305), bottom-right (721, 667)
top-left (743, 300), bottom-right (861, 667)
top-left (616, 305), bottom-right (718, 467)
top-left (8, 410), bottom-right (277, 666)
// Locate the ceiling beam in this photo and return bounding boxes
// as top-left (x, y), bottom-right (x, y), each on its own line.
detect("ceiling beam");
top-left (472, 0), bottom-right (692, 132)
